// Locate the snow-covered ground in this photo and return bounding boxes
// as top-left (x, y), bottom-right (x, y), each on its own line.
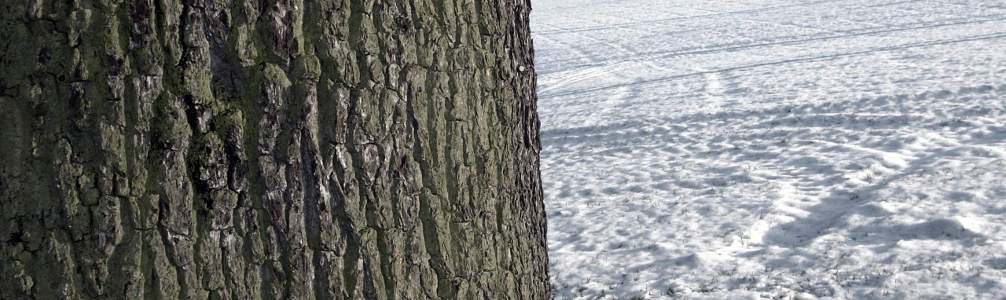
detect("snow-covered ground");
top-left (531, 1), bottom-right (1006, 298)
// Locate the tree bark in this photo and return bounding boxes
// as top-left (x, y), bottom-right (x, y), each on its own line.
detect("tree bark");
top-left (0, 0), bottom-right (548, 298)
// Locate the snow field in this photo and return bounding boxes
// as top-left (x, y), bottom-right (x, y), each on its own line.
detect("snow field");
top-left (532, 0), bottom-right (1006, 298)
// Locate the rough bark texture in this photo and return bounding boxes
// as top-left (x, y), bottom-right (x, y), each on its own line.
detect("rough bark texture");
top-left (0, 0), bottom-right (548, 299)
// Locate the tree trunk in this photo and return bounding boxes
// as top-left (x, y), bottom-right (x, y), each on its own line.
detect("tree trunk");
top-left (0, 0), bottom-right (548, 298)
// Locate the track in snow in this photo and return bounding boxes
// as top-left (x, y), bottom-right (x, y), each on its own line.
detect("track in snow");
top-left (533, 0), bottom-right (1006, 298)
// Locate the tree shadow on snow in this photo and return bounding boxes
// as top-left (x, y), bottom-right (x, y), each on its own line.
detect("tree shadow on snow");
top-left (760, 139), bottom-right (994, 249)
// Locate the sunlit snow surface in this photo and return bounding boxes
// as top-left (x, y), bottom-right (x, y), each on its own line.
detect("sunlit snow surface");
top-left (531, 0), bottom-right (1006, 298)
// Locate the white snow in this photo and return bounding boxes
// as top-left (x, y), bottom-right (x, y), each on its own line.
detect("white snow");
top-left (531, 0), bottom-right (1006, 298)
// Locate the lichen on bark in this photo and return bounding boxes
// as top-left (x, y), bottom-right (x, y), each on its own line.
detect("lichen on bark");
top-left (1, 0), bottom-right (548, 299)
